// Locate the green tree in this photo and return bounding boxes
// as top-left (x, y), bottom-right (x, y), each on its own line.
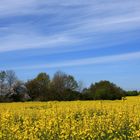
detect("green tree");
top-left (125, 90), bottom-right (139, 96)
top-left (26, 72), bottom-right (50, 101)
top-left (87, 81), bottom-right (125, 100)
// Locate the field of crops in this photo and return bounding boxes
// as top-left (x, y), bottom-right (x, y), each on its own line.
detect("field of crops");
top-left (0, 97), bottom-right (140, 140)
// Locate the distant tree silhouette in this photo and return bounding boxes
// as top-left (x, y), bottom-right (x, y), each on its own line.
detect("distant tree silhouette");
top-left (0, 70), bottom-right (30, 102)
top-left (50, 71), bottom-right (78, 100)
top-left (84, 81), bottom-right (125, 100)
top-left (0, 70), bottom-right (139, 102)
top-left (26, 72), bottom-right (50, 101)
top-left (6, 70), bottom-right (17, 89)
top-left (125, 90), bottom-right (139, 96)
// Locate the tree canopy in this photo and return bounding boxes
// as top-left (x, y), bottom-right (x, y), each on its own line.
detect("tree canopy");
top-left (0, 70), bottom-right (139, 102)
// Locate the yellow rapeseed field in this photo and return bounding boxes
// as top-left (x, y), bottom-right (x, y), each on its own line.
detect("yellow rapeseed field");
top-left (0, 96), bottom-right (140, 140)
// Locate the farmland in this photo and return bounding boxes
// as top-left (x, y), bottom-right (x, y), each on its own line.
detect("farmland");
top-left (0, 96), bottom-right (140, 140)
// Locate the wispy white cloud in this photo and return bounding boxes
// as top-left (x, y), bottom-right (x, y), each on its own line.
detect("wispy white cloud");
top-left (12, 51), bottom-right (140, 70)
top-left (0, 0), bottom-right (47, 16)
top-left (0, 33), bottom-right (78, 52)
top-left (0, 0), bottom-right (140, 53)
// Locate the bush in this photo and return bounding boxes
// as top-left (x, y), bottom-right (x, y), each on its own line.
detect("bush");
top-left (86, 81), bottom-right (125, 100)
top-left (125, 91), bottom-right (140, 96)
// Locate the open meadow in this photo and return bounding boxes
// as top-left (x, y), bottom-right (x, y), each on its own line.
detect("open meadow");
top-left (0, 96), bottom-right (140, 140)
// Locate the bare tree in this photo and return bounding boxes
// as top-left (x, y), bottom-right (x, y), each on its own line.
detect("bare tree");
top-left (0, 71), bottom-right (6, 94)
top-left (52, 71), bottom-right (78, 92)
top-left (77, 81), bottom-right (85, 93)
top-left (9, 81), bottom-right (31, 101)
top-left (6, 70), bottom-right (17, 88)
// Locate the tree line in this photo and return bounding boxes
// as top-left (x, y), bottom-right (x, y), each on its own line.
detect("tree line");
top-left (0, 70), bottom-right (139, 102)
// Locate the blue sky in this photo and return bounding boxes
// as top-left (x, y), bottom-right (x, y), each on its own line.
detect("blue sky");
top-left (0, 0), bottom-right (140, 90)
